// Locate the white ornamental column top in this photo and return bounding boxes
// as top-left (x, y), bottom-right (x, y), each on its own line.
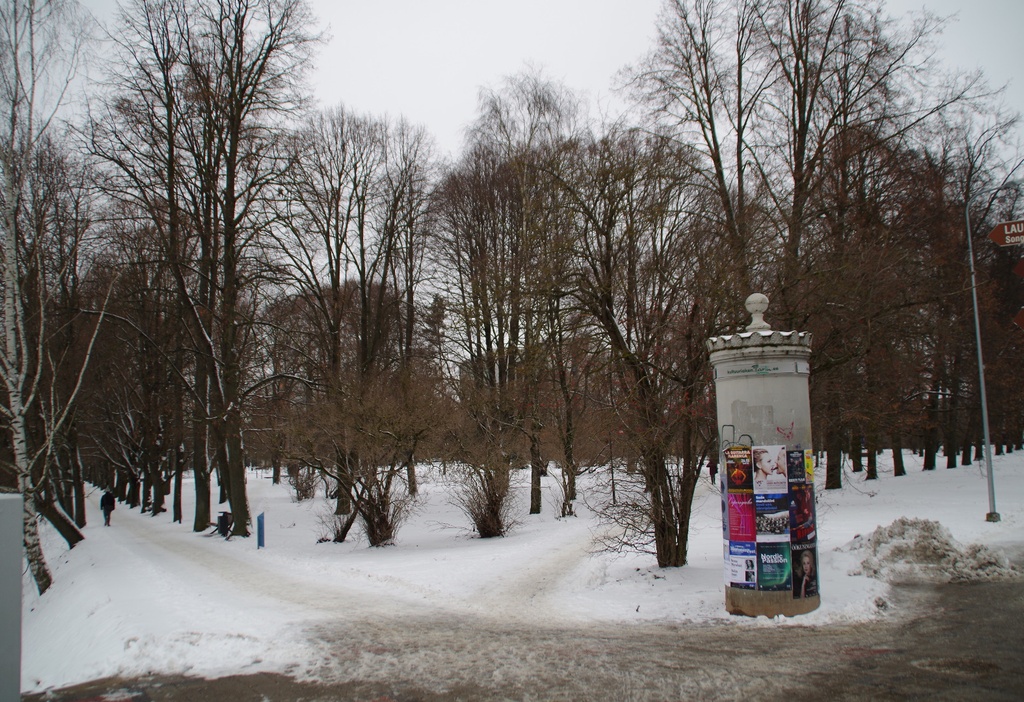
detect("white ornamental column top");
top-left (745, 293), bottom-right (771, 332)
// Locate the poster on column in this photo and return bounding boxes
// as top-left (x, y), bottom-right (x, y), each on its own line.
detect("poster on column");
top-left (723, 541), bottom-right (730, 585)
top-left (792, 541), bottom-right (818, 599)
top-left (754, 493), bottom-right (790, 541)
top-left (728, 541), bottom-right (757, 589)
top-left (787, 449), bottom-right (806, 482)
top-left (720, 475), bottom-right (728, 539)
top-left (756, 542), bottom-right (792, 592)
top-left (789, 484), bottom-right (816, 542)
top-left (724, 447), bottom-right (753, 491)
top-left (728, 492), bottom-right (756, 542)
top-left (752, 445), bottom-right (788, 493)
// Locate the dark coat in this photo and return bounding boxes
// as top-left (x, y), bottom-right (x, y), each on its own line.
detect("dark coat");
top-left (100, 492), bottom-right (115, 513)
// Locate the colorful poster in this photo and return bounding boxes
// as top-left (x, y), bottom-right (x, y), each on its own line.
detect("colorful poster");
top-left (787, 449), bottom-right (806, 482)
top-left (804, 449), bottom-right (815, 482)
top-left (756, 542), bottom-right (792, 592)
top-left (792, 541), bottom-right (818, 599)
top-left (752, 445), bottom-right (788, 493)
top-left (723, 541), bottom-right (731, 585)
top-left (754, 493), bottom-right (790, 541)
top-left (728, 493), bottom-right (756, 541)
top-left (720, 475), bottom-right (728, 539)
top-left (789, 484), bottom-right (816, 542)
top-left (728, 541), bottom-right (757, 589)
top-left (724, 447), bottom-right (753, 491)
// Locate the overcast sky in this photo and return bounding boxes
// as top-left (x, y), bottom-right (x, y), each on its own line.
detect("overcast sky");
top-left (80, 0), bottom-right (1024, 158)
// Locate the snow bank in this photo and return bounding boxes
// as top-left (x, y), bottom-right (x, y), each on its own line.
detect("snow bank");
top-left (845, 517), bottom-right (1021, 584)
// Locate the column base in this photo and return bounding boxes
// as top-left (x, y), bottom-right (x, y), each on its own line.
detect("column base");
top-left (725, 586), bottom-right (820, 617)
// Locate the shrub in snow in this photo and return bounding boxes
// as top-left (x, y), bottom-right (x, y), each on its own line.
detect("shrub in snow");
top-left (316, 508), bottom-right (357, 543)
top-left (451, 464), bottom-right (518, 538)
top-left (289, 466), bottom-right (319, 501)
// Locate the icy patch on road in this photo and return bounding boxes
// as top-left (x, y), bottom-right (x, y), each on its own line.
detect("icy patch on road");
top-left (844, 518), bottom-right (1020, 584)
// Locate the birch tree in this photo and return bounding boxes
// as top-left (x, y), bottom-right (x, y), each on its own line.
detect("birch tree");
top-left (0, 0), bottom-right (94, 594)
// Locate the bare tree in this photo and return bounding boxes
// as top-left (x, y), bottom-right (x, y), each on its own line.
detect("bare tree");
top-left (469, 70), bottom-right (581, 516)
top-left (548, 129), bottom-right (720, 566)
top-left (90, 0), bottom-right (213, 530)
top-left (432, 144), bottom-right (529, 537)
top-left (275, 105), bottom-right (435, 540)
top-left (0, 0), bottom-right (102, 594)
top-left (636, 0), bottom-right (985, 490)
top-left (95, 0), bottom-right (317, 535)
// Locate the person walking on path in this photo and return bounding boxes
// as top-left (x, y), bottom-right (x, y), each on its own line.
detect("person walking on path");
top-left (100, 491), bottom-right (115, 527)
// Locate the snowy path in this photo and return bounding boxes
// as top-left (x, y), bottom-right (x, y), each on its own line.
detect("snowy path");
top-left (28, 578), bottom-right (1024, 701)
top-left (22, 456), bottom-right (1024, 694)
top-left (468, 525), bottom-right (596, 623)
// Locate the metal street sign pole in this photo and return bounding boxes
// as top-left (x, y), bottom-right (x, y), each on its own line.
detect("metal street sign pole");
top-left (965, 185), bottom-right (1021, 522)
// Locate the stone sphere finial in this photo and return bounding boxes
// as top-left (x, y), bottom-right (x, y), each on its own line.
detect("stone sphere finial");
top-left (745, 293), bottom-right (771, 332)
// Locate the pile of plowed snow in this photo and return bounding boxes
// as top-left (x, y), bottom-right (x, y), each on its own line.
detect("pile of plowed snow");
top-left (844, 517), bottom-right (1020, 584)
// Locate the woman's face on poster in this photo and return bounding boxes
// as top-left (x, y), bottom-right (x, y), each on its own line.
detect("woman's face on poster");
top-left (755, 449), bottom-right (780, 475)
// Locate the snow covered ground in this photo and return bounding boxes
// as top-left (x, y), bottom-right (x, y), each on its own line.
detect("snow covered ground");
top-left (21, 451), bottom-right (1024, 694)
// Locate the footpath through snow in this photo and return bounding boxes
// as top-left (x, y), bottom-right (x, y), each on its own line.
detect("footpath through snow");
top-left (21, 451), bottom-right (1024, 693)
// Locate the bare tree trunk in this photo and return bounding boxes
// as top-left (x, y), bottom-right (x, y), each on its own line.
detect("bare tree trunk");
top-left (35, 495), bottom-right (84, 549)
top-left (892, 435), bottom-right (906, 477)
top-left (225, 411), bottom-right (250, 536)
top-left (404, 451), bottom-right (417, 498)
top-left (646, 449), bottom-right (687, 568)
top-left (923, 445), bottom-right (937, 470)
top-left (529, 425), bottom-right (543, 515)
top-left (825, 427), bottom-right (843, 489)
top-left (561, 431), bottom-right (578, 518)
top-left (923, 388), bottom-right (939, 470)
top-left (865, 434), bottom-right (878, 481)
top-left (193, 400), bottom-right (212, 530)
top-left (945, 382), bottom-right (960, 468)
top-left (23, 497), bottom-right (51, 594)
top-left (961, 414), bottom-right (975, 466)
top-left (173, 448), bottom-right (184, 524)
top-left (72, 437), bottom-right (86, 528)
top-left (271, 446), bottom-right (282, 486)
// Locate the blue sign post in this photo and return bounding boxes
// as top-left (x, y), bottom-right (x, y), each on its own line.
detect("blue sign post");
top-left (257, 512), bottom-right (265, 549)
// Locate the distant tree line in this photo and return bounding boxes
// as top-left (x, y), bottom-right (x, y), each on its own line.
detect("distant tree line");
top-left (2, 0), bottom-right (1021, 594)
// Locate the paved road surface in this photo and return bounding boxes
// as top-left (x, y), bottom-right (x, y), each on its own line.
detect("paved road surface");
top-left (22, 577), bottom-right (1024, 701)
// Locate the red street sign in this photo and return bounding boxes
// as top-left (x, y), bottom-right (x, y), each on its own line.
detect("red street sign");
top-left (988, 220), bottom-right (1024, 247)
top-left (1015, 259), bottom-right (1024, 278)
top-left (1016, 308), bottom-right (1024, 331)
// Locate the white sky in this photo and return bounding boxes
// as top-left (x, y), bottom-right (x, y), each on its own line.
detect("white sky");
top-left (79, 0), bottom-right (1024, 158)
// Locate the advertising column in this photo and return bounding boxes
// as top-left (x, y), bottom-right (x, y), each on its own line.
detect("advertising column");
top-left (708, 294), bottom-right (819, 617)
top-left (0, 494), bottom-right (21, 699)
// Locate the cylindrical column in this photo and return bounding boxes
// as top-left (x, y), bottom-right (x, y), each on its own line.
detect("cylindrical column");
top-left (0, 494), bottom-right (22, 698)
top-left (707, 294), bottom-right (819, 617)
